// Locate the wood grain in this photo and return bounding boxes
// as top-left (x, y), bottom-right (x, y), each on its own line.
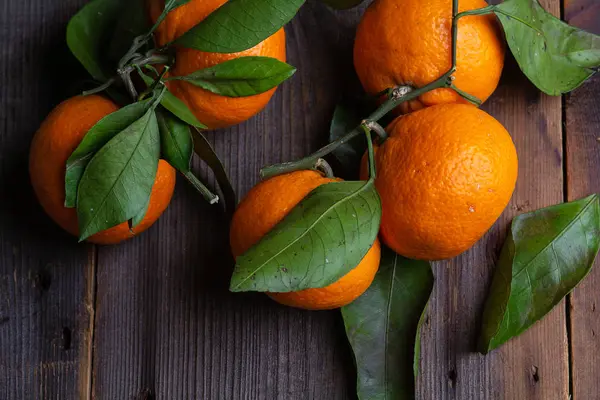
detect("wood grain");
top-left (91, 3), bottom-right (364, 399)
top-left (564, 1), bottom-right (600, 399)
top-left (416, 0), bottom-right (569, 398)
top-left (0, 1), bottom-right (96, 399)
top-left (2, 0), bottom-right (598, 399)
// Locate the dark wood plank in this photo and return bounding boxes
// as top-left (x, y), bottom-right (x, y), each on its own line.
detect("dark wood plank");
top-left (564, 1), bottom-right (600, 399)
top-left (417, 0), bottom-right (570, 398)
top-left (91, 3), bottom-right (364, 399)
top-left (0, 1), bottom-right (96, 399)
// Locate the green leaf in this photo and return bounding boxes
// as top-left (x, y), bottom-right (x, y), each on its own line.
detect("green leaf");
top-left (170, 56), bottom-right (296, 97)
top-left (479, 194), bottom-right (600, 353)
top-left (77, 108), bottom-right (161, 241)
top-left (493, 0), bottom-right (600, 95)
top-left (161, 88), bottom-right (207, 128)
top-left (319, 0), bottom-right (365, 9)
top-left (157, 109), bottom-right (193, 172)
top-left (157, 109), bottom-right (220, 206)
top-left (65, 100), bottom-right (152, 208)
top-left (329, 103), bottom-right (368, 178)
top-left (66, 0), bottom-right (123, 81)
top-left (230, 180), bottom-right (382, 292)
top-left (342, 248), bottom-right (434, 399)
top-left (174, 0), bottom-right (305, 53)
top-left (191, 128), bottom-right (237, 214)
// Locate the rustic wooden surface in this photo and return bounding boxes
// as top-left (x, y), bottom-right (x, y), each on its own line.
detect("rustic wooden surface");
top-left (565, 1), bottom-right (600, 399)
top-left (0, 0), bottom-right (598, 399)
top-left (417, 0), bottom-right (570, 397)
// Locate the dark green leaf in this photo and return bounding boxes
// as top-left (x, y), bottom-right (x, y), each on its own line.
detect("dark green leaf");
top-left (319, 0), bottom-right (365, 9)
top-left (157, 109), bottom-right (193, 172)
top-left (77, 109), bottom-right (161, 241)
top-left (66, 0), bottom-right (123, 80)
top-left (191, 128), bottom-right (237, 214)
top-left (230, 180), bottom-right (382, 292)
top-left (342, 248), bottom-right (433, 399)
top-left (161, 88), bottom-right (207, 128)
top-left (494, 0), bottom-right (600, 95)
top-left (106, 0), bottom-right (150, 67)
top-left (157, 110), bottom-right (220, 205)
top-left (479, 194), bottom-right (600, 353)
top-left (65, 100), bottom-right (152, 208)
top-left (329, 103), bottom-right (368, 178)
top-left (140, 73), bottom-right (207, 128)
top-left (170, 56), bottom-right (296, 97)
top-left (174, 0), bottom-right (305, 53)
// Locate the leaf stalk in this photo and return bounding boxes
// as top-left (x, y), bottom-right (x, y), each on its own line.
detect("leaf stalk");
top-left (314, 158), bottom-right (335, 178)
top-left (184, 171), bottom-right (220, 205)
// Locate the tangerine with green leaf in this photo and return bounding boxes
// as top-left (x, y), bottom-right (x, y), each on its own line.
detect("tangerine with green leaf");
top-left (354, 0), bottom-right (505, 113)
top-left (148, 0), bottom-right (287, 129)
top-left (29, 95), bottom-right (176, 245)
top-left (360, 104), bottom-right (518, 260)
top-left (230, 170), bottom-right (381, 310)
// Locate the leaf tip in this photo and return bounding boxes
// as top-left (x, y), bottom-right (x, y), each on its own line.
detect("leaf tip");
top-left (229, 280), bottom-right (241, 293)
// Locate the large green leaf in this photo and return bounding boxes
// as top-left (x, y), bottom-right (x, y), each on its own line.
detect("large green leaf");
top-left (65, 100), bottom-right (152, 208)
top-left (342, 248), bottom-right (433, 400)
top-left (170, 56), bottom-right (296, 97)
top-left (174, 0), bottom-right (305, 53)
top-left (77, 108), bottom-right (161, 241)
top-left (230, 180), bottom-right (382, 292)
top-left (479, 194), bottom-right (600, 353)
top-left (66, 0), bottom-right (123, 81)
top-left (493, 0), bottom-right (600, 95)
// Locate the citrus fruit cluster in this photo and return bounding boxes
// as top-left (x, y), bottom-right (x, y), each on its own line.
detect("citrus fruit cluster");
top-left (29, 0), bottom-right (597, 316)
top-left (29, 0), bottom-right (289, 244)
top-left (230, 0), bottom-right (518, 310)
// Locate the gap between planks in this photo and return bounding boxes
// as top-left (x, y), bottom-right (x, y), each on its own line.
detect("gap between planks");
top-left (79, 244), bottom-right (98, 400)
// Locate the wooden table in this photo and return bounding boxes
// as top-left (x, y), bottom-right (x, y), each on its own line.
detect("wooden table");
top-left (1, 0), bottom-right (599, 399)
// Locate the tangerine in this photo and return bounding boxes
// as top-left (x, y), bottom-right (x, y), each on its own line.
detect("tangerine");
top-left (361, 104), bottom-right (518, 260)
top-left (148, 0), bottom-right (287, 129)
top-left (29, 95), bottom-right (176, 245)
top-left (230, 170), bottom-right (381, 310)
top-left (354, 0), bottom-right (505, 113)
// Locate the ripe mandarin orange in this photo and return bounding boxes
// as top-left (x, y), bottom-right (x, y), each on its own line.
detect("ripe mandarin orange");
top-left (360, 104), bottom-right (518, 260)
top-left (230, 170), bottom-right (381, 310)
top-left (148, 0), bottom-right (287, 129)
top-left (29, 95), bottom-right (176, 245)
top-left (354, 0), bottom-right (505, 113)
